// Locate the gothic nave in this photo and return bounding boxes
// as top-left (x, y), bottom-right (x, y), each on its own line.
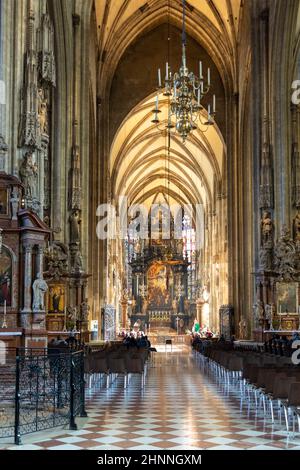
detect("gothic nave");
top-left (1, 0), bottom-right (300, 459)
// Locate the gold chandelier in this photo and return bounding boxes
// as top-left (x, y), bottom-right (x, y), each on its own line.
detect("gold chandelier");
top-left (152, 0), bottom-right (216, 142)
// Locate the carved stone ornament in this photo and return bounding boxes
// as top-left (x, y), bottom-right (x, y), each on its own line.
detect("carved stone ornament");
top-left (259, 246), bottom-right (273, 271)
top-left (38, 14), bottom-right (56, 86)
top-left (68, 145), bottom-right (82, 211)
top-left (0, 134), bottom-right (8, 172)
top-left (44, 242), bottom-right (69, 280)
top-left (274, 226), bottom-right (299, 280)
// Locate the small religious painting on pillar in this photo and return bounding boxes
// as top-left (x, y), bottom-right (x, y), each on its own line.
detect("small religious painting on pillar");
top-left (47, 284), bottom-right (65, 313)
top-left (0, 247), bottom-right (12, 306)
top-left (276, 282), bottom-right (298, 315)
top-left (0, 189), bottom-right (8, 216)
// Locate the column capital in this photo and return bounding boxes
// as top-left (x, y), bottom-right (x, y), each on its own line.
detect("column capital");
top-left (23, 244), bottom-right (33, 253)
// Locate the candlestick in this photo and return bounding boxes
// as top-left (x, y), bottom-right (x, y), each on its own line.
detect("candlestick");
top-left (2, 300), bottom-right (7, 329)
top-left (199, 61), bottom-right (203, 79)
top-left (158, 68), bottom-right (161, 87)
top-left (74, 307), bottom-right (77, 329)
top-left (63, 306), bottom-right (67, 331)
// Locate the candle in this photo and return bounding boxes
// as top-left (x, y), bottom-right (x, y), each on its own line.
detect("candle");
top-left (197, 88), bottom-right (200, 105)
top-left (201, 81), bottom-right (204, 94)
top-left (155, 94), bottom-right (159, 111)
top-left (208, 104), bottom-right (211, 118)
top-left (199, 61), bottom-right (203, 79)
top-left (158, 68), bottom-right (161, 87)
top-left (166, 62), bottom-right (169, 80)
top-left (4, 300), bottom-right (6, 316)
top-left (208, 68), bottom-right (211, 86)
top-left (213, 95), bottom-right (216, 113)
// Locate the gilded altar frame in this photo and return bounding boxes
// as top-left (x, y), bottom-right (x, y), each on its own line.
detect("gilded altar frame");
top-left (276, 282), bottom-right (299, 315)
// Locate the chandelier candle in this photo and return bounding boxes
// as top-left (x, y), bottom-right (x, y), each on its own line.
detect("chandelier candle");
top-left (152, 0), bottom-right (216, 142)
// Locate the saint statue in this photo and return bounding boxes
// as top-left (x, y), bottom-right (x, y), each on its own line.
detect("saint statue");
top-left (293, 211), bottom-right (300, 242)
top-left (80, 299), bottom-right (90, 322)
top-left (38, 88), bottom-right (48, 135)
top-left (261, 211), bottom-right (273, 246)
top-left (69, 210), bottom-right (81, 243)
top-left (19, 152), bottom-right (38, 199)
top-left (32, 273), bottom-right (48, 311)
top-left (73, 250), bottom-right (83, 271)
top-left (238, 318), bottom-right (247, 339)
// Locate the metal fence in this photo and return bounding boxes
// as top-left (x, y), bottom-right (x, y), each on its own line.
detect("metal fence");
top-left (0, 348), bottom-right (87, 445)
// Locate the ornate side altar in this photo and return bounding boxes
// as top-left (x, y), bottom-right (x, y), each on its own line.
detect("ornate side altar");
top-left (0, 172), bottom-right (51, 348)
top-left (254, 225), bottom-right (300, 341)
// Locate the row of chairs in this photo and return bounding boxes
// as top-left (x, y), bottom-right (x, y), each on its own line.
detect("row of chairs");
top-left (193, 343), bottom-right (300, 435)
top-left (84, 347), bottom-right (149, 389)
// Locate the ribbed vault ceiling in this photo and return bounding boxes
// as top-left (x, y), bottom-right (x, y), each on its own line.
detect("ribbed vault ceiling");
top-left (110, 94), bottom-right (225, 210)
top-left (95, 0), bottom-right (243, 94)
top-left (96, 0), bottom-right (242, 51)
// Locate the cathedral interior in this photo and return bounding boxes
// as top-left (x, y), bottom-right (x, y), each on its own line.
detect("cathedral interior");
top-left (1, 0), bottom-right (300, 454)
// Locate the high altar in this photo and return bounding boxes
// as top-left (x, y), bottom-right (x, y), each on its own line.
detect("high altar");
top-left (129, 238), bottom-right (194, 333)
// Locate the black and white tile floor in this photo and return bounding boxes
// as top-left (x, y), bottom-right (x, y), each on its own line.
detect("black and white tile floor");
top-left (2, 347), bottom-right (300, 450)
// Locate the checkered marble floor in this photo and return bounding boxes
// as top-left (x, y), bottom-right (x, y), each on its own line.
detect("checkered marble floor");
top-left (2, 348), bottom-right (300, 450)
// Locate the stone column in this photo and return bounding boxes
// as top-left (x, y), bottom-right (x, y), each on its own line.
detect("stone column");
top-left (21, 244), bottom-right (33, 328)
top-left (22, 244), bottom-right (33, 312)
top-left (36, 244), bottom-right (44, 277)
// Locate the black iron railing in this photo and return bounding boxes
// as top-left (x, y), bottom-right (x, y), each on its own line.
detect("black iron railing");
top-left (0, 348), bottom-right (87, 445)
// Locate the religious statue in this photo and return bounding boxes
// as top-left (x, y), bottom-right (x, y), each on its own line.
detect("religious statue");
top-left (142, 299), bottom-right (148, 315)
top-left (265, 303), bottom-right (275, 330)
top-left (19, 151), bottom-right (38, 199)
top-left (238, 317), bottom-right (247, 339)
top-left (38, 88), bottom-right (48, 135)
top-left (293, 211), bottom-right (300, 242)
top-left (274, 225), bottom-right (297, 279)
top-left (253, 300), bottom-right (264, 329)
top-left (261, 211), bottom-right (273, 246)
top-left (69, 210), bottom-right (81, 244)
top-left (176, 239), bottom-right (184, 256)
top-left (73, 250), bottom-right (83, 271)
top-left (80, 299), bottom-right (90, 322)
top-left (134, 238), bottom-right (141, 254)
top-left (202, 285), bottom-right (210, 303)
top-left (32, 274), bottom-right (48, 311)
